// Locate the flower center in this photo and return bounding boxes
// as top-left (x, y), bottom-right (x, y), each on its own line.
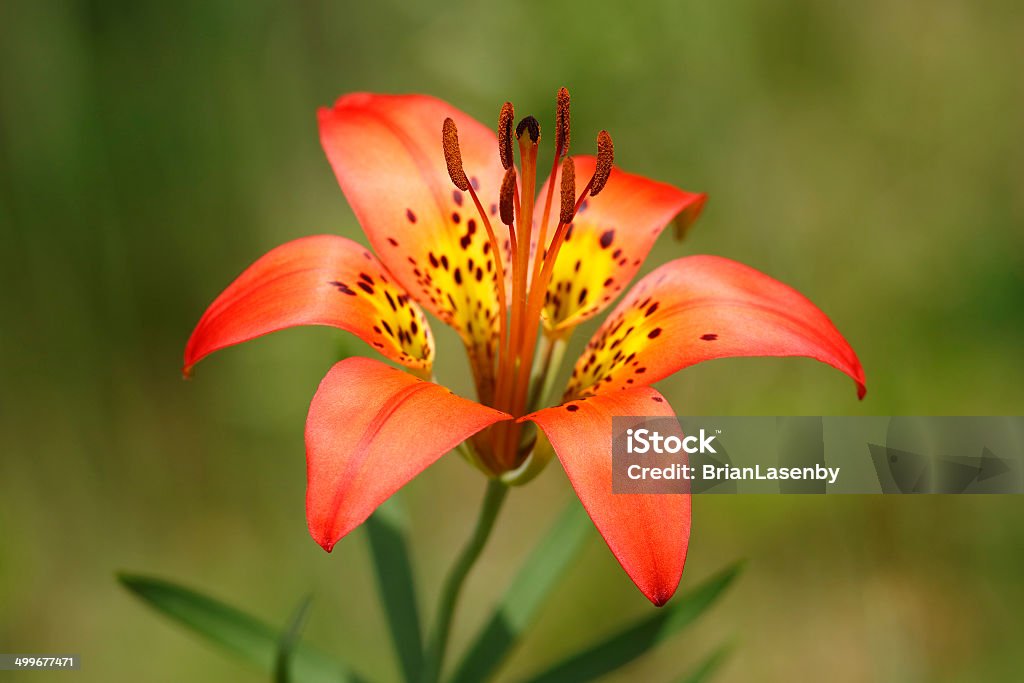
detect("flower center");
top-left (442, 88), bottom-right (614, 473)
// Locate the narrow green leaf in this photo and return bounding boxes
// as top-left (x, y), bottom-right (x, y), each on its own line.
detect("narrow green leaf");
top-left (521, 562), bottom-right (743, 683)
top-left (365, 494), bottom-right (424, 682)
top-left (118, 574), bottom-right (364, 683)
top-left (275, 595), bottom-right (313, 683)
top-left (450, 500), bottom-right (592, 683)
top-left (673, 643), bottom-right (732, 683)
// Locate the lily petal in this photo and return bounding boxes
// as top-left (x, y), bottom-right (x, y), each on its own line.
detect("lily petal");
top-left (523, 387), bottom-right (690, 605)
top-left (537, 156), bottom-right (706, 332)
top-left (319, 94), bottom-right (507, 387)
top-left (306, 357), bottom-right (510, 551)
top-left (566, 255), bottom-right (866, 399)
top-left (184, 235), bottom-right (433, 375)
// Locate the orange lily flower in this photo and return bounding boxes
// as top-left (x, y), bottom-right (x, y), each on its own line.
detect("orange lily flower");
top-left (185, 90), bottom-right (865, 606)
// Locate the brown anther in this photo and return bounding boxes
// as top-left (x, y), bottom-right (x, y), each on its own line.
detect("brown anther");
top-left (498, 102), bottom-right (515, 170)
top-left (591, 130), bottom-right (614, 196)
top-left (559, 157), bottom-right (576, 224)
top-left (442, 117), bottom-right (470, 191)
top-left (499, 167), bottom-right (517, 226)
top-left (515, 115), bottom-right (540, 144)
top-left (555, 87), bottom-right (571, 156)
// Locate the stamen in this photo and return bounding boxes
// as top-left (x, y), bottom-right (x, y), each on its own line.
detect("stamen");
top-left (498, 102), bottom-right (515, 170)
top-left (559, 157), bottom-right (575, 225)
top-left (442, 117), bottom-right (470, 191)
top-left (515, 116), bottom-right (540, 143)
top-left (499, 167), bottom-right (517, 226)
top-left (555, 87), bottom-right (571, 157)
top-left (532, 88), bottom-right (571, 313)
top-left (591, 130), bottom-right (614, 196)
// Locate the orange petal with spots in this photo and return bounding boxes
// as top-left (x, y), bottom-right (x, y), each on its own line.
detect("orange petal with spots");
top-left (536, 156), bottom-right (706, 332)
top-left (184, 235), bottom-right (433, 375)
top-left (319, 94), bottom-right (509, 362)
top-left (523, 387), bottom-right (691, 606)
top-left (307, 357), bottom-right (511, 551)
top-left (565, 255), bottom-right (866, 399)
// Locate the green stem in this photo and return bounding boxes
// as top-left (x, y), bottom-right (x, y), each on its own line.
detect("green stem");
top-left (420, 479), bottom-right (508, 683)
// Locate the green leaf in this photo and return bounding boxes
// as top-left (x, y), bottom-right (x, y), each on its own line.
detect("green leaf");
top-left (520, 562), bottom-right (743, 683)
top-left (364, 494), bottom-right (424, 682)
top-left (673, 643), bottom-right (732, 683)
top-left (118, 574), bottom-right (365, 683)
top-left (275, 595), bottom-right (313, 683)
top-left (450, 500), bottom-right (592, 683)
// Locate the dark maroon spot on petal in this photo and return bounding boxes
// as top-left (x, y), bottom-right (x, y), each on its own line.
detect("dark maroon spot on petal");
top-left (381, 321), bottom-right (394, 336)
top-left (452, 190), bottom-right (464, 206)
top-left (645, 302), bottom-right (659, 317)
top-left (406, 209), bottom-right (417, 223)
top-left (471, 176), bottom-right (480, 190)
top-left (440, 255), bottom-right (449, 270)
top-left (451, 212), bottom-right (461, 224)
top-left (566, 404), bottom-right (580, 412)
top-left (387, 237), bottom-right (399, 247)
top-left (612, 248), bottom-right (622, 259)
top-left (635, 367), bottom-right (647, 374)
top-left (599, 230), bottom-right (615, 249)
top-left (460, 235), bottom-right (472, 249)
top-left (701, 333), bottom-right (718, 341)
top-left (647, 328), bottom-right (662, 339)
top-left (578, 288), bottom-right (588, 304)
top-left (652, 396), bottom-right (664, 403)
top-left (359, 272), bottom-right (374, 284)
top-left (454, 268), bottom-right (462, 284)
top-left (603, 277), bottom-right (614, 287)
top-left (328, 280), bottom-right (357, 296)
top-left (358, 282), bottom-right (374, 295)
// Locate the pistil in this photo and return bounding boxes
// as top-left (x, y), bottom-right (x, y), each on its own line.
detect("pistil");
top-left (505, 132), bottom-right (614, 463)
top-left (441, 90), bottom-right (615, 473)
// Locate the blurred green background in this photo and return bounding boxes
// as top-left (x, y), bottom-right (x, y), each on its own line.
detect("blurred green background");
top-left (2, 0), bottom-right (1023, 681)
